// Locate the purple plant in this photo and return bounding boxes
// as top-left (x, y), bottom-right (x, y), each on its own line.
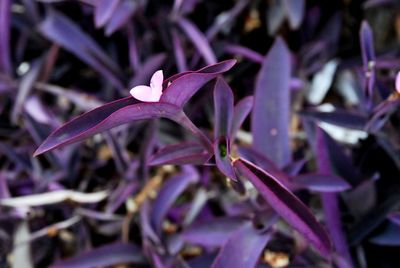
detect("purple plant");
top-left (1, 1), bottom-right (400, 268)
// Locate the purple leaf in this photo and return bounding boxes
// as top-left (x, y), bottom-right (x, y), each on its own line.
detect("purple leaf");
top-left (205, 0), bottom-right (250, 40)
top-left (103, 131), bottom-right (129, 175)
top-left (283, 0), bottom-right (305, 29)
top-left (34, 61), bottom-right (236, 156)
top-left (231, 96), bottom-right (253, 139)
top-left (105, 0), bottom-right (138, 36)
top-left (12, 59), bottom-right (43, 123)
top-left (233, 158), bottom-right (332, 257)
top-left (171, 28), bottom-right (188, 72)
top-left (94, 0), bottom-right (120, 28)
top-left (349, 195), bottom-right (400, 245)
top-left (0, 0), bottom-right (11, 74)
top-left (300, 109), bottom-right (368, 130)
top-left (188, 253), bottom-right (217, 268)
top-left (24, 96), bottom-right (56, 126)
top-left (38, 10), bottom-right (124, 89)
top-left (283, 159), bottom-right (307, 176)
top-left (127, 23), bottom-right (140, 71)
top-left (360, 21), bottom-right (376, 107)
top-left (369, 223), bottom-right (400, 246)
top-left (33, 98), bottom-right (204, 156)
top-left (214, 137), bottom-right (237, 181)
top-left (252, 37), bottom-right (291, 168)
top-left (161, 59), bottom-right (236, 107)
top-left (182, 188), bottom-right (208, 226)
top-left (140, 200), bottom-right (161, 246)
top-left (314, 127), bottom-right (354, 267)
top-left (106, 181), bottom-right (138, 213)
top-left (0, 172), bottom-right (10, 198)
top-left (365, 98), bottom-right (400, 132)
top-left (176, 17), bottom-right (217, 64)
top-left (360, 21), bottom-right (375, 70)
top-left (33, 96), bottom-right (132, 155)
top-left (267, 0), bottom-right (286, 35)
top-left (211, 222), bottom-right (272, 268)
top-left (151, 167), bottom-right (199, 234)
top-left (149, 142), bottom-right (210, 166)
top-left (291, 173), bottom-right (351, 192)
top-left (181, 217), bottom-right (248, 248)
top-left (237, 146), bottom-right (290, 186)
top-left (223, 44), bottom-right (264, 64)
top-left (388, 212), bottom-right (400, 226)
top-left (51, 243), bottom-right (146, 268)
top-left (214, 78), bottom-right (234, 138)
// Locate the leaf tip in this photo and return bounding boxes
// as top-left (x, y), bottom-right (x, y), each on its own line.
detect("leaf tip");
top-left (223, 59), bottom-right (237, 69)
top-left (33, 146), bottom-right (44, 157)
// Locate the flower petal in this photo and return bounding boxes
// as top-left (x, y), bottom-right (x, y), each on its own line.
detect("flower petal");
top-left (130, 85), bottom-right (159, 102)
top-left (150, 70), bottom-right (163, 93)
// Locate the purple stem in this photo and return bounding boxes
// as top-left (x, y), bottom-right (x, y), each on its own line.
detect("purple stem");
top-left (316, 128), bottom-right (354, 268)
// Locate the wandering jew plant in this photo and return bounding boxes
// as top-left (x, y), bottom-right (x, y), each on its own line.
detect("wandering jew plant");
top-left (1, 1), bottom-right (400, 267)
top-left (33, 58), bottom-right (335, 263)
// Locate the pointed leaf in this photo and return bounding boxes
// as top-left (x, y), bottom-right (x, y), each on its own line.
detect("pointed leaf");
top-left (349, 194), bottom-right (400, 245)
top-left (237, 146), bottom-right (290, 186)
top-left (105, 0), bottom-right (138, 36)
top-left (224, 44), bottom-right (264, 64)
top-left (94, 0), bottom-right (120, 28)
top-left (205, 0), bottom-right (250, 40)
top-left (360, 21), bottom-right (376, 106)
top-left (214, 78), bottom-right (234, 138)
top-left (181, 217), bottom-right (248, 248)
top-left (300, 109), bottom-right (368, 130)
top-left (211, 222), bottom-right (271, 268)
top-left (151, 167), bottom-right (198, 234)
top-left (38, 10), bottom-right (123, 89)
top-left (370, 223), bottom-right (400, 246)
top-left (233, 158), bottom-right (331, 257)
top-left (150, 169), bottom-right (199, 235)
top-left (12, 59), bottom-right (43, 123)
top-left (171, 28), bottom-right (188, 72)
top-left (313, 128), bottom-right (355, 266)
top-left (161, 59), bottom-right (236, 107)
top-left (291, 173), bottom-right (351, 192)
top-left (267, 0), bottom-right (286, 35)
top-left (231, 96), bottom-right (254, 139)
top-left (283, 159), bottom-right (307, 176)
top-left (252, 37), bottom-right (291, 168)
top-left (283, 0), bottom-right (305, 29)
top-left (177, 17), bottom-right (217, 64)
top-left (388, 212), bottom-right (400, 226)
top-left (365, 98), bottom-right (400, 132)
top-left (360, 21), bottom-right (375, 70)
top-left (33, 99), bottom-right (196, 156)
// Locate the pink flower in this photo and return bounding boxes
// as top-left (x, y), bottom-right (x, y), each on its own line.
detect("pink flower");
top-left (130, 70), bottom-right (164, 102)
